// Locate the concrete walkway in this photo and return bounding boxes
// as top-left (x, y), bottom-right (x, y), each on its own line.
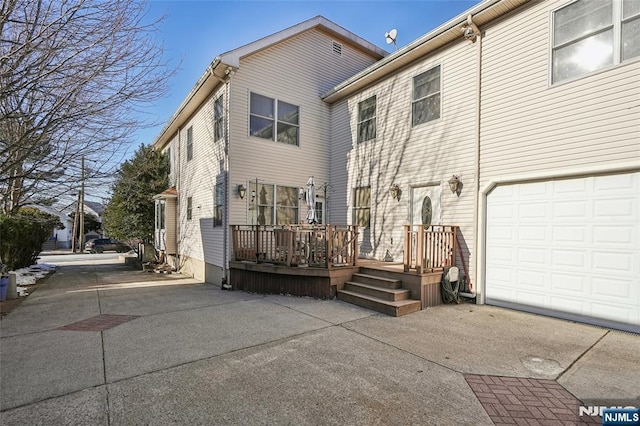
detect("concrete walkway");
top-left (1, 256), bottom-right (638, 425)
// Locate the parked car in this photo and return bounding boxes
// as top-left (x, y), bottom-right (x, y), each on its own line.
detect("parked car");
top-left (85, 238), bottom-right (130, 253)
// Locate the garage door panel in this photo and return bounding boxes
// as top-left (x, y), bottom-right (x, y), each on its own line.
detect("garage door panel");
top-left (550, 273), bottom-right (586, 293)
top-left (592, 251), bottom-right (632, 274)
top-left (593, 226), bottom-right (633, 245)
top-left (594, 198), bottom-right (634, 217)
top-left (553, 226), bottom-right (586, 243)
top-left (551, 249), bottom-right (587, 268)
top-left (518, 247), bottom-right (547, 265)
top-left (486, 172), bottom-right (639, 332)
top-left (550, 296), bottom-right (586, 315)
top-left (517, 270), bottom-right (548, 289)
top-left (553, 201), bottom-right (587, 218)
top-left (592, 277), bottom-right (633, 300)
top-left (518, 226), bottom-right (546, 241)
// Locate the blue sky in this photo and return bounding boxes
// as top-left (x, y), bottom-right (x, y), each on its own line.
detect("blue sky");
top-left (132, 0), bottom-right (478, 156)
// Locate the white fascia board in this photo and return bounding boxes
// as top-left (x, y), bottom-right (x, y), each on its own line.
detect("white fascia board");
top-left (322, 0), bottom-right (528, 103)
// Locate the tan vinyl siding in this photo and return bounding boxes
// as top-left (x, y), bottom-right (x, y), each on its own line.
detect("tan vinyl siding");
top-left (339, 38), bottom-right (478, 268)
top-left (480, 0), bottom-right (640, 186)
top-left (228, 28), bottom-right (379, 225)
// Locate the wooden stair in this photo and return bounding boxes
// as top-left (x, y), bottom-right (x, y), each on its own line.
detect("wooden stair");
top-left (337, 272), bottom-right (421, 317)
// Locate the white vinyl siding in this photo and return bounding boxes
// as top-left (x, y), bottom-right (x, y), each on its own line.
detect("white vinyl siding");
top-left (176, 84), bottom-right (227, 270)
top-left (339, 38), bottom-right (477, 266)
top-left (229, 28), bottom-right (380, 226)
top-left (357, 96), bottom-right (376, 143)
top-left (481, 0), bottom-right (640, 186)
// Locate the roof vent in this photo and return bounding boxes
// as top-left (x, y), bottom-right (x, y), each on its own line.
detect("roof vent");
top-left (332, 41), bottom-right (342, 56)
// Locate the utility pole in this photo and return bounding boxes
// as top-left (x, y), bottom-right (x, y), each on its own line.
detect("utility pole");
top-left (71, 192), bottom-right (80, 253)
top-left (79, 156), bottom-right (85, 253)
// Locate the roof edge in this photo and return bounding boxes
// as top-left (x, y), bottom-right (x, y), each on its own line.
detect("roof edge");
top-left (322, 0), bottom-right (529, 103)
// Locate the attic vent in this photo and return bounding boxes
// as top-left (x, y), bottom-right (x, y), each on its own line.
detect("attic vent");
top-left (332, 41), bottom-right (342, 56)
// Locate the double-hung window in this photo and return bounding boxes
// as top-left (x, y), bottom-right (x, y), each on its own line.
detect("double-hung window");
top-left (357, 96), bottom-right (377, 143)
top-left (352, 186), bottom-right (371, 228)
top-left (249, 93), bottom-right (300, 146)
top-left (552, 0), bottom-right (640, 83)
top-left (213, 182), bottom-right (223, 226)
top-left (214, 95), bottom-right (224, 141)
top-left (412, 65), bottom-right (441, 126)
top-left (248, 182), bottom-right (298, 225)
top-left (186, 126), bottom-right (193, 161)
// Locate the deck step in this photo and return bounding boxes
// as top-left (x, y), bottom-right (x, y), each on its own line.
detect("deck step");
top-left (337, 290), bottom-right (421, 317)
top-left (344, 281), bottom-right (410, 301)
top-left (350, 273), bottom-right (402, 289)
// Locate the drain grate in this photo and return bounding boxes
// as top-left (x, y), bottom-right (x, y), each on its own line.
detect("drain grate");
top-left (464, 374), bottom-right (601, 425)
top-left (58, 314), bottom-right (139, 331)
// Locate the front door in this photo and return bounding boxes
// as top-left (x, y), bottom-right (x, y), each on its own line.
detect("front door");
top-left (411, 185), bottom-right (441, 226)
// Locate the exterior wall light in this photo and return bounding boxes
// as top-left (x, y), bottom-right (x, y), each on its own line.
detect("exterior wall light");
top-left (389, 184), bottom-right (401, 201)
top-left (237, 184), bottom-right (246, 199)
top-left (448, 175), bottom-right (461, 194)
top-left (298, 187), bottom-right (305, 200)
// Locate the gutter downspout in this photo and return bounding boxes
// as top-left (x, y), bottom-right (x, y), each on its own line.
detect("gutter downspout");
top-left (176, 126), bottom-right (181, 271)
top-left (460, 15), bottom-right (481, 299)
top-left (222, 68), bottom-right (233, 289)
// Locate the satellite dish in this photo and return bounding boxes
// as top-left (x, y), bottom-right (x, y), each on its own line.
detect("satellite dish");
top-left (385, 28), bottom-right (398, 50)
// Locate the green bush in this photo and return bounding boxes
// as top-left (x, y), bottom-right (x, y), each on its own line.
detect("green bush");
top-left (0, 208), bottom-right (62, 272)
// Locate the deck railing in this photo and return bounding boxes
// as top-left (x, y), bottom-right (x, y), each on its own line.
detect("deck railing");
top-left (231, 224), bottom-right (359, 268)
top-left (403, 225), bottom-right (457, 274)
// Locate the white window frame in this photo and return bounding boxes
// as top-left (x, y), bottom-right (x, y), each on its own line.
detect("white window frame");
top-left (186, 126), bottom-right (193, 161)
top-left (214, 95), bottom-right (224, 142)
top-left (352, 186), bottom-right (371, 228)
top-left (411, 65), bottom-right (442, 127)
top-left (186, 196), bottom-right (193, 221)
top-left (249, 92), bottom-right (300, 146)
top-left (213, 182), bottom-right (223, 227)
top-left (357, 95), bottom-right (377, 144)
top-left (550, 0), bottom-right (640, 85)
top-left (248, 182), bottom-right (299, 225)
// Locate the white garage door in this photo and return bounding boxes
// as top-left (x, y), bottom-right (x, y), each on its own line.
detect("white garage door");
top-left (485, 172), bottom-right (639, 333)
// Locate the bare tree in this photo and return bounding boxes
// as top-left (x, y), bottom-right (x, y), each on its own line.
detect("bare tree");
top-left (0, 0), bottom-right (173, 213)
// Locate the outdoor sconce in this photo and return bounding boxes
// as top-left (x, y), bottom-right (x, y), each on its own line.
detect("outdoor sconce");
top-left (389, 184), bottom-right (401, 201)
top-left (237, 184), bottom-right (246, 199)
top-left (298, 187), bottom-right (305, 200)
top-left (448, 175), bottom-right (461, 194)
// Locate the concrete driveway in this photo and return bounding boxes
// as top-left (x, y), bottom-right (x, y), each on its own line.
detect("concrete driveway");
top-left (1, 256), bottom-right (638, 425)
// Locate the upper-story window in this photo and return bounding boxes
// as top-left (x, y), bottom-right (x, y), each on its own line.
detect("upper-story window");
top-left (186, 196), bottom-right (193, 221)
top-left (357, 96), bottom-right (377, 143)
top-left (186, 126), bottom-right (193, 161)
top-left (249, 92), bottom-right (299, 146)
top-left (214, 95), bottom-right (224, 141)
top-left (552, 0), bottom-right (640, 83)
top-left (412, 65), bottom-right (441, 127)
